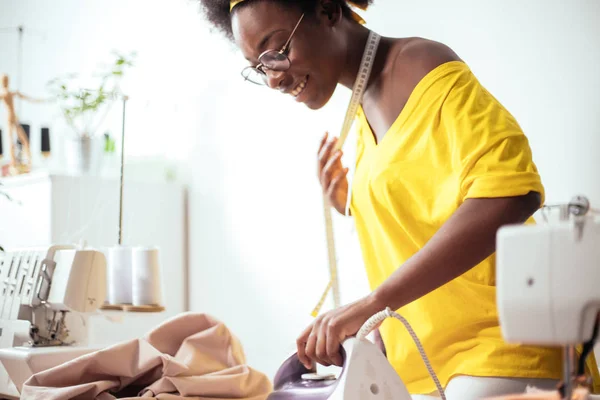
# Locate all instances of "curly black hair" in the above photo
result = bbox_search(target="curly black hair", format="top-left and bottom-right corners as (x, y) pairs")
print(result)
(198, 0), (372, 42)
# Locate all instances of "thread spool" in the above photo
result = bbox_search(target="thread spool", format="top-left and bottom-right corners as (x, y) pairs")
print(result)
(106, 245), (133, 305)
(132, 247), (163, 306)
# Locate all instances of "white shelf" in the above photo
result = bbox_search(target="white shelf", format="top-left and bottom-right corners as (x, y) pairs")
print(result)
(0, 172), (188, 319)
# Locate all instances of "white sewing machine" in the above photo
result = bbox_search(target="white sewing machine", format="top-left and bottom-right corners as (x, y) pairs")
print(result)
(0, 244), (106, 398)
(497, 195), (600, 399)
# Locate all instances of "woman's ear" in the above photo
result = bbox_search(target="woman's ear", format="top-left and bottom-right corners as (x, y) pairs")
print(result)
(318, 0), (343, 27)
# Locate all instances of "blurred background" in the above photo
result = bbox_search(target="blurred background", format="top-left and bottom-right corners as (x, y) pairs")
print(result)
(0, 0), (599, 379)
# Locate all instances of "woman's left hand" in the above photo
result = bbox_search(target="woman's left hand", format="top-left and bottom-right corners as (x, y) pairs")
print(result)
(296, 294), (385, 369)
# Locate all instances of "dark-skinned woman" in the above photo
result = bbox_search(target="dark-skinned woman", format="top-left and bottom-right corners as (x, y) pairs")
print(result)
(198, 1), (600, 398)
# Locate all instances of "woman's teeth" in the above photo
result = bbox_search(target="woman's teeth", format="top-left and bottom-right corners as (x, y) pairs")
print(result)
(292, 77), (308, 97)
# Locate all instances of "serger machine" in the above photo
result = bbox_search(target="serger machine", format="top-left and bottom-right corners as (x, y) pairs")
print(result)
(266, 195), (600, 400)
(0, 244), (107, 398)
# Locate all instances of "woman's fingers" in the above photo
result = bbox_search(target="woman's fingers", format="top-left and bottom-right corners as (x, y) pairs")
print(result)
(327, 167), (348, 198)
(317, 136), (350, 215)
(326, 318), (344, 367)
(298, 298), (379, 370)
(318, 137), (338, 174)
(317, 131), (329, 155)
(304, 329), (318, 369)
(304, 315), (327, 369)
(315, 321), (331, 367)
(302, 315), (345, 368)
(296, 324), (314, 370)
(320, 150), (343, 188)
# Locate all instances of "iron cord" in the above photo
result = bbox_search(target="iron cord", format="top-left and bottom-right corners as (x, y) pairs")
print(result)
(357, 307), (446, 400)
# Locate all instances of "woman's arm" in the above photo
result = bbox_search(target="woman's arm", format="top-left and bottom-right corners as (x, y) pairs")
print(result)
(371, 192), (540, 312)
(297, 192), (540, 369)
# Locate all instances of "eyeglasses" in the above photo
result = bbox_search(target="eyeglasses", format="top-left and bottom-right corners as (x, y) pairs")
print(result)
(241, 13), (305, 86)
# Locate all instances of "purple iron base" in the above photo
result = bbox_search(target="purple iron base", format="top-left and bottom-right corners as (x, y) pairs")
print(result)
(267, 348), (347, 400)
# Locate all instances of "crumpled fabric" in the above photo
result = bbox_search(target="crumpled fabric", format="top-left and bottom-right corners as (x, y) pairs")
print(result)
(21, 312), (273, 400)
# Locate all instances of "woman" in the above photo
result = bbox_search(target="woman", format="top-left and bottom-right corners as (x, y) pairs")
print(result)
(198, 1), (598, 398)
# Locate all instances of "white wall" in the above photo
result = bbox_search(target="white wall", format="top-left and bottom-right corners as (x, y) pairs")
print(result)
(1, 0), (599, 380)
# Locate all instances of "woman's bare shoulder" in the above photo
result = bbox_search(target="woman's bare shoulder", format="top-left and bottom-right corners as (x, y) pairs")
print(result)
(387, 37), (463, 88)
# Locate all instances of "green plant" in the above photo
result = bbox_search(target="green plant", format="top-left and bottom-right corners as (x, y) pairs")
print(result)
(104, 132), (116, 153)
(47, 51), (136, 138)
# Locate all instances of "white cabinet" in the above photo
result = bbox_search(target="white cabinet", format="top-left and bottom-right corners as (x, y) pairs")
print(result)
(0, 172), (189, 327)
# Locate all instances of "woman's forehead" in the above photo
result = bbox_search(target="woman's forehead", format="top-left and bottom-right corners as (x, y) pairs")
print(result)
(231, 2), (303, 59)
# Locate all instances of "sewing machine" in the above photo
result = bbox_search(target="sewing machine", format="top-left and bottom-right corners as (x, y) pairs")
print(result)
(497, 195), (600, 399)
(0, 244), (106, 398)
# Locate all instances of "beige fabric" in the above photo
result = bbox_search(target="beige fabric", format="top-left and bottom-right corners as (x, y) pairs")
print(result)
(21, 312), (273, 400)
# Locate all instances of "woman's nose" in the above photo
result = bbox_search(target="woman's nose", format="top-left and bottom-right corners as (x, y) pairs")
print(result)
(264, 69), (287, 90)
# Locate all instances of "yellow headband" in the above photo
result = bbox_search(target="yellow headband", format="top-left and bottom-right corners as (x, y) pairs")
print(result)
(229, 0), (366, 24)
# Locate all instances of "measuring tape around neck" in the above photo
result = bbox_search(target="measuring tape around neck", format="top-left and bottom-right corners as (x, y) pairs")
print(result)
(311, 31), (381, 317)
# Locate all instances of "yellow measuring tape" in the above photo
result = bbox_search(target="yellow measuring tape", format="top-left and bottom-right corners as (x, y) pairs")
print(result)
(310, 31), (381, 317)
(311, 280), (333, 317)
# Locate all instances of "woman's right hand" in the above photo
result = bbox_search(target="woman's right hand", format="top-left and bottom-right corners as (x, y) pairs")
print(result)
(317, 132), (349, 216)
